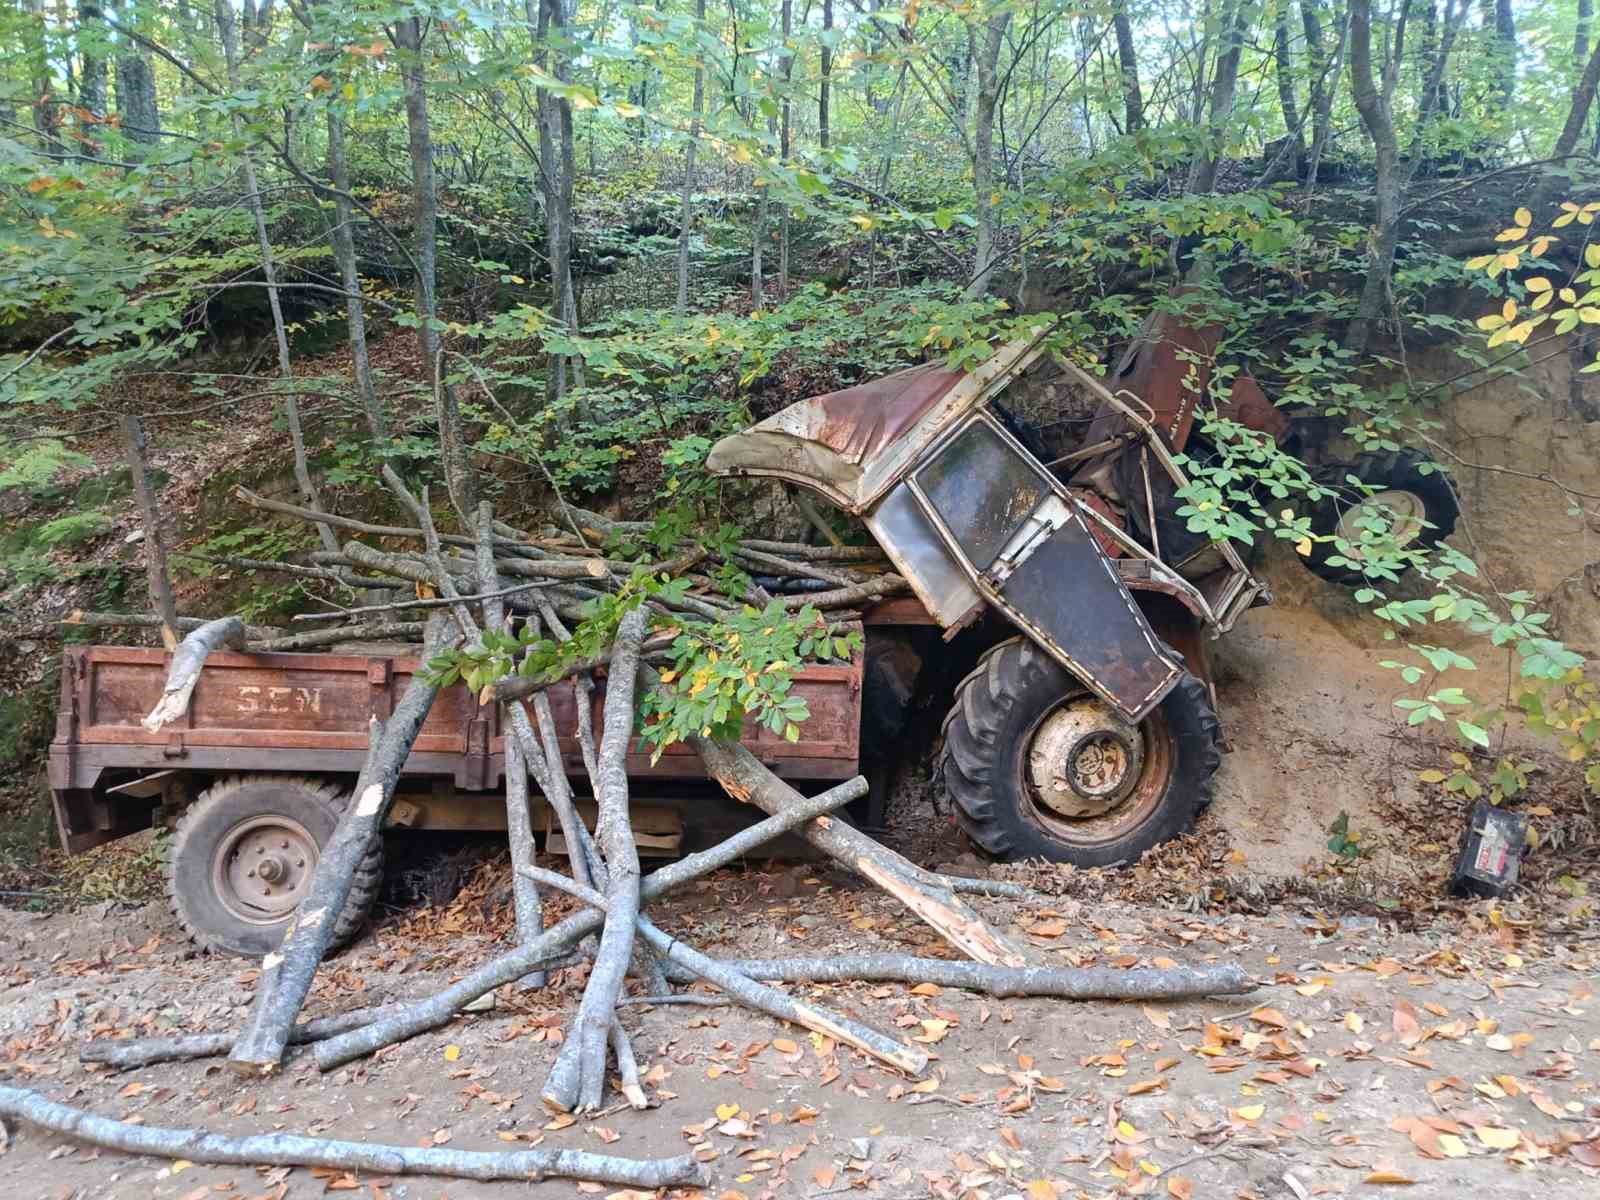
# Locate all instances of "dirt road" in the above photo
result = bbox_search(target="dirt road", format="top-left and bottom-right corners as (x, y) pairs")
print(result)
(0, 858), (1595, 1200)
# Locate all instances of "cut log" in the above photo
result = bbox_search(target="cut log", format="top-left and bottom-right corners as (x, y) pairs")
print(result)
(673, 955), (1255, 999)
(140, 617), (248, 732)
(0, 1086), (705, 1188)
(778, 573), (907, 610)
(520, 868), (927, 1076)
(227, 615), (458, 1076)
(542, 606), (649, 1113)
(313, 776), (866, 1070)
(63, 611), (280, 640)
(79, 1004), (403, 1071)
(667, 703), (1029, 968)
(503, 712), (547, 991)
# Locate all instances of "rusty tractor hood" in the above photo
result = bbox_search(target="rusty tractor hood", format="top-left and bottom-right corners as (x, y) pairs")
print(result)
(705, 331), (1054, 514)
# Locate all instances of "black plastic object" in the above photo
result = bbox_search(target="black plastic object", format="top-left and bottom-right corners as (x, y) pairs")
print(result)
(1448, 799), (1528, 898)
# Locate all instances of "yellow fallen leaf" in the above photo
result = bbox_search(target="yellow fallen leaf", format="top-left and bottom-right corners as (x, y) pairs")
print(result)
(715, 1103), (740, 1121)
(1345, 1012), (1365, 1034)
(1475, 1126), (1520, 1150)
(1026, 1181), (1059, 1200)
(444, 1044), (462, 1062)
(1235, 1104), (1265, 1121)
(1436, 1133), (1469, 1158)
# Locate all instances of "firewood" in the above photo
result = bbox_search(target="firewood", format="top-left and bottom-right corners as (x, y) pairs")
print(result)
(140, 617), (247, 732)
(311, 777), (867, 1070)
(0, 1085), (705, 1189)
(227, 615), (459, 1076)
(541, 606), (649, 1113)
(80, 1004), (404, 1071)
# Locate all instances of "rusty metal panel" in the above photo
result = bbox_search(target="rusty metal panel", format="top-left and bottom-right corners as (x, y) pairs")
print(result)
(908, 415), (1182, 722)
(997, 520), (1182, 720)
(705, 332), (1056, 512)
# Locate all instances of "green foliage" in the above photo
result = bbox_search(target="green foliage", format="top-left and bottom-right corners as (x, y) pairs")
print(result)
(432, 576), (860, 761)
(0, 439), (91, 495)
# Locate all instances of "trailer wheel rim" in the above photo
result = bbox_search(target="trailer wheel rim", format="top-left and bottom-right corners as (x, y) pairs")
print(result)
(212, 815), (320, 925)
(1019, 691), (1173, 845)
(1336, 488), (1426, 556)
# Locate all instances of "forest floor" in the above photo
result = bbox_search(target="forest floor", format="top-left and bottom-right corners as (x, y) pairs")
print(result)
(0, 839), (1597, 1200)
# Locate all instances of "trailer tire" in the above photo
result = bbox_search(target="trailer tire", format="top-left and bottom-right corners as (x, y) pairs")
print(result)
(939, 637), (1219, 867)
(167, 775), (383, 958)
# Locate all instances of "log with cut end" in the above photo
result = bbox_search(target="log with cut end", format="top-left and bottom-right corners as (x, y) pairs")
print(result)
(313, 776), (867, 1070)
(673, 955), (1255, 999)
(140, 616), (247, 732)
(79, 1004), (403, 1071)
(664, 696), (1030, 968)
(541, 606), (649, 1113)
(228, 615), (458, 1076)
(0, 1086), (705, 1188)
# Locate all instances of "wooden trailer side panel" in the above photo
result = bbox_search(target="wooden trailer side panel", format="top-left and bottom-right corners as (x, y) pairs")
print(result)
(50, 645), (864, 854)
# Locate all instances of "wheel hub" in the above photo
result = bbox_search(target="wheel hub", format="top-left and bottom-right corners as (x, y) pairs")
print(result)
(1337, 488), (1426, 556)
(1027, 697), (1146, 819)
(213, 816), (319, 925)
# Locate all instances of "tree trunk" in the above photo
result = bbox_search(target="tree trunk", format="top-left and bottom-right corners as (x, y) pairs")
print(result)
(1490, 0), (1516, 103)
(1273, 0), (1303, 163)
(1346, 0), (1400, 356)
(1112, 2), (1143, 133)
(540, 607), (648, 1112)
(819, 0), (833, 149)
(778, 0), (793, 296)
(1186, 0), (1248, 195)
(324, 108), (385, 441)
(215, 0), (337, 554)
(392, 17), (473, 518)
(114, 0), (160, 147)
(965, 11), (1012, 299)
(1555, 39), (1600, 158)
(141, 617), (246, 733)
(121, 416), (178, 650)
(675, 0), (707, 315)
(78, 2), (107, 155)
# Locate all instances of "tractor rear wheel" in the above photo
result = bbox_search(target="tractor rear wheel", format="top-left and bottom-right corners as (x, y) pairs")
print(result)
(939, 637), (1220, 867)
(167, 775), (383, 958)
(1304, 449), (1458, 586)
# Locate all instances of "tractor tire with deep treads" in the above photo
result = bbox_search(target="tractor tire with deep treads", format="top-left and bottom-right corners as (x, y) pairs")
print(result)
(167, 775), (383, 958)
(1304, 449), (1459, 586)
(938, 637), (1220, 867)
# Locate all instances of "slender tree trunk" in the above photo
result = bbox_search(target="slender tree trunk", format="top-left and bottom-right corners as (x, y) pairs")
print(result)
(1273, 0), (1303, 163)
(215, 0), (337, 554)
(1555, 39), (1600, 158)
(1490, 0), (1516, 104)
(392, 16), (474, 517)
(1185, 0), (1249, 195)
(77, 2), (107, 156)
(1113, 2), (1143, 133)
(675, 0), (707, 315)
(325, 109), (384, 442)
(778, 0), (793, 296)
(1301, 0), (1327, 161)
(1580, 0), (1593, 73)
(1346, 0), (1399, 355)
(819, 0), (833, 149)
(965, 11), (1012, 299)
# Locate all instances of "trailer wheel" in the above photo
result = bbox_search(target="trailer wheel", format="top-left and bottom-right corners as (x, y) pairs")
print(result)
(939, 637), (1220, 867)
(1303, 449), (1459, 586)
(167, 775), (383, 958)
